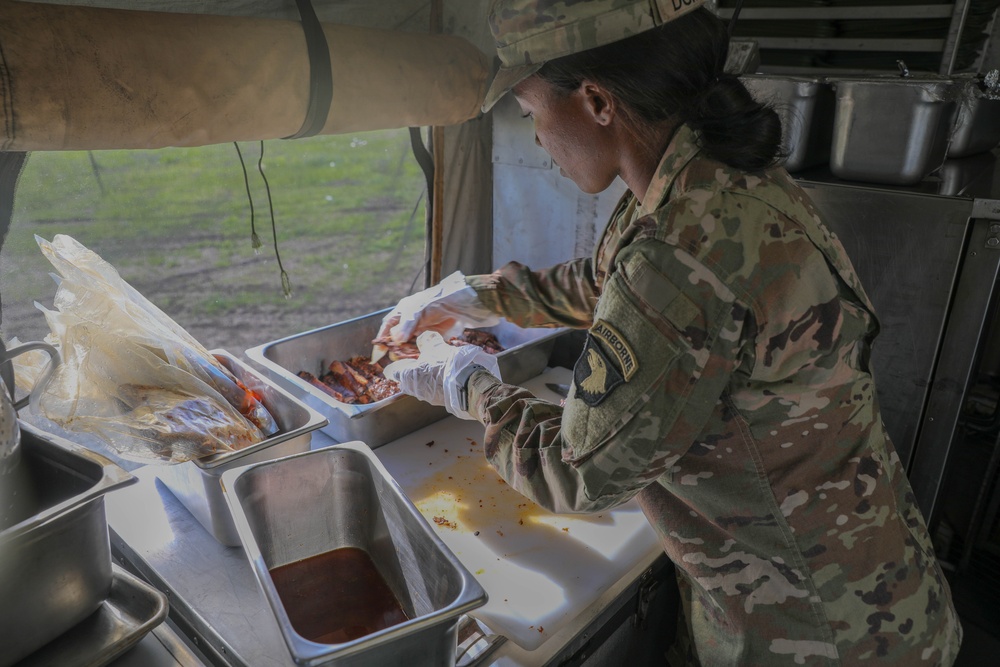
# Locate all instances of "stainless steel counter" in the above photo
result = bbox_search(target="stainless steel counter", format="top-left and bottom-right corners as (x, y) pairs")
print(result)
(103, 369), (666, 667)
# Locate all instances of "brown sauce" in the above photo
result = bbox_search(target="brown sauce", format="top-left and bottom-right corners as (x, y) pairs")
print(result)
(269, 546), (409, 644)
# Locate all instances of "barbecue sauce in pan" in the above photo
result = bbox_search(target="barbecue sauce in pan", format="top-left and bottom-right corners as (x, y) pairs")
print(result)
(269, 546), (409, 644)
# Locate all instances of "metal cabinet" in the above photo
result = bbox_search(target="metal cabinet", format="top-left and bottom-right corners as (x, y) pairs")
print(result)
(796, 155), (1000, 524)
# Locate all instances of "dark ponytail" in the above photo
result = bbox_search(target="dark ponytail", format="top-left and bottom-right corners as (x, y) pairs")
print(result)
(537, 7), (784, 172)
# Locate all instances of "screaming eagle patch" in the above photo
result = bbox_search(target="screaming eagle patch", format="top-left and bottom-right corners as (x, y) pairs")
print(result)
(573, 320), (637, 406)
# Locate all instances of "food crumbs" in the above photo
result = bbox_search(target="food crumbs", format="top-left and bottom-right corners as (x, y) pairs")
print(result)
(538, 626), (544, 633)
(425, 440), (435, 447)
(474, 531), (480, 536)
(432, 516), (457, 530)
(518, 519), (524, 525)
(496, 530), (504, 537)
(475, 568), (485, 575)
(562, 527), (569, 532)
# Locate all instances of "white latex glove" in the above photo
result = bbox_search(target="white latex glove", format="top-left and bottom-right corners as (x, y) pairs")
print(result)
(377, 271), (501, 345)
(384, 331), (501, 420)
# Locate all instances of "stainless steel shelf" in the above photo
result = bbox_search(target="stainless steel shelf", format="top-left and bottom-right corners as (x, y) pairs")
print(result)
(715, 1), (984, 74)
(717, 5), (956, 21)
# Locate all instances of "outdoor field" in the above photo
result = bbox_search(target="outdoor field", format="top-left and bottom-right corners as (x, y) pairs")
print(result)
(0, 129), (428, 354)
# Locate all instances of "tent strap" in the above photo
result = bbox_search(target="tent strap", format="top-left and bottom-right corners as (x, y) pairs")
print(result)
(283, 0), (333, 139)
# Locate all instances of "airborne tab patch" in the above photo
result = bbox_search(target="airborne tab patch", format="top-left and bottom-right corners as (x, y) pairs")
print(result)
(591, 320), (638, 381)
(574, 334), (624, 406)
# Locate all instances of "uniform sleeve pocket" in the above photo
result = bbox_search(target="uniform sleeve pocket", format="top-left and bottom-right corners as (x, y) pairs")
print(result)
(562, 270), (686, 463)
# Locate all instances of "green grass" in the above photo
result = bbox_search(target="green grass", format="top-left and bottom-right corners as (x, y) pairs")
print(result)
(2, 129), (428, 351)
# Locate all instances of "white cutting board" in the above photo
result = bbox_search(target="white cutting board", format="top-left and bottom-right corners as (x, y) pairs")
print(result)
(374, 366), (661, 651)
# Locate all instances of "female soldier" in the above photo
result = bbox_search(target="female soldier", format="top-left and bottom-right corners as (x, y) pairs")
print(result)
(381, 1), (962, 664)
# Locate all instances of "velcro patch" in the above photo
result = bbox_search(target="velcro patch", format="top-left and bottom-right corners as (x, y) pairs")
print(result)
(591, 319), (638, 381)
(573, 334), (625, 407)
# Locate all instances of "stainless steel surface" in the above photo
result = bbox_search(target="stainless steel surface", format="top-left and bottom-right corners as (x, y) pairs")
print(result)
(220, 441), (488, 667)
(741, 73), (834, 172)
(154, 350), (328, 547)
(797, 180), (974, 470)
(828, 76), (957, 185)
(906, 212), (1000, 522)
(799, 174), (1000, 522)
(17, 564), (168, 667)
(105, 371), (664, 667)
(245, 309), (565, 447)
(0, 422), (136, 667)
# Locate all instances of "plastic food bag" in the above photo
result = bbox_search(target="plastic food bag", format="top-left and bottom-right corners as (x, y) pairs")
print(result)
(27, 234), (278, 463)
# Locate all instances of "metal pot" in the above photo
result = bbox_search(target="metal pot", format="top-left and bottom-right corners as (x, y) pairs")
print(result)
(0, 338), (59, 475)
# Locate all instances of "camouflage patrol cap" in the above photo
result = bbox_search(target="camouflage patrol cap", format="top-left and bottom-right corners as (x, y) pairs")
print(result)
(482, 0), (707, 112)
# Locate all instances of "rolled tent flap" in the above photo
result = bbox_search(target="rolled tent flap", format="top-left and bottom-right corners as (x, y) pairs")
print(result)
(0, 1), (490, 150)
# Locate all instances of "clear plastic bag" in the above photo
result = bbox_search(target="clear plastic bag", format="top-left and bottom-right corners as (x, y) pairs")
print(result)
(28, 234), (278, 463)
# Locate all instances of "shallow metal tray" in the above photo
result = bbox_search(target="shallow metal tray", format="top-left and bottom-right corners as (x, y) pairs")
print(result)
(741, 73), (835, 172)
(245, 309), (564, 447)
(0, 422), (136, 667)
(828, 75), (957, 185)
(16, 564), (168, 667)
(154, 350), (328, 547)
(220, 441), (488, 667)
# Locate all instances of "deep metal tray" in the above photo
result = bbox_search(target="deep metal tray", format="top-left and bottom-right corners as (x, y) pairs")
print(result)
(828, 75), (957, 185)
(741, 73), (835, 172)
(245, 309), (565, 447)
(0, 422), (136, 667)
(220, 441), (488, 667)
(154, 350), (328, 547)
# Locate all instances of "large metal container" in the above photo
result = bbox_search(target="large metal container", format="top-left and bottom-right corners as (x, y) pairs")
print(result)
(220, 441), (488, 667)
(828, 75), (957, 185)
(947, 74), (1000, 158)
(155, 350), (328, 547)
(245, 309), (565, 447)
(741, 73), (835, 172)
(0, 421), (136, 667)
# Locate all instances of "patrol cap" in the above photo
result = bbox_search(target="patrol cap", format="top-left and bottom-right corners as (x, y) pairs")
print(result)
(482, 0), (707, 112)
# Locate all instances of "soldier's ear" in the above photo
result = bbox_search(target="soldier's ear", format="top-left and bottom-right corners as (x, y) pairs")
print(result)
(580, 80), (615, 126)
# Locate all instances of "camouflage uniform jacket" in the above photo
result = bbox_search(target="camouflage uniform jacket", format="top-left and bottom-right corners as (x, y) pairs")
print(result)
(464, 125), (962, 665)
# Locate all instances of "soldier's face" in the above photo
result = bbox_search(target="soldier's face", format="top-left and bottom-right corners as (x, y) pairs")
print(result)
(513, 75), (618, 194)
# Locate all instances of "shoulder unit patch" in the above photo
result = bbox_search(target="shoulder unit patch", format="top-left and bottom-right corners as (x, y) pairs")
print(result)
(591, 319), (638, 380)
(574, 334), (624, 406)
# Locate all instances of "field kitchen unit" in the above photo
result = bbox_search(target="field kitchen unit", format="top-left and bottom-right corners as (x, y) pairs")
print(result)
(3, 1), (1000, 666)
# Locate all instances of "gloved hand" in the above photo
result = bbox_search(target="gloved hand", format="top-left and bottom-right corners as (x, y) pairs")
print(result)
(384, 331), (501, 420)
(376, 271), (501, 346)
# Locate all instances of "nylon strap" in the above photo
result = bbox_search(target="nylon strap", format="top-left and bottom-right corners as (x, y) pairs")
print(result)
(283, 0), (333, 139)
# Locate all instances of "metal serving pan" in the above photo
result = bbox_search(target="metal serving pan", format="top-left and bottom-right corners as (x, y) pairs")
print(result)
(741, 73), (835, 172)
(947, 73), (1000, 158)
(220, 441), (488, 667)
(154, 350), (328, 547)
(245, 309), (565, 447)
(827, 75), (957, 185)
(0, 421), (136, 667)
